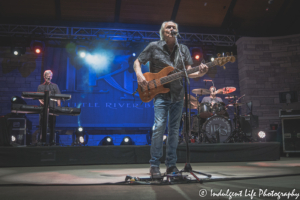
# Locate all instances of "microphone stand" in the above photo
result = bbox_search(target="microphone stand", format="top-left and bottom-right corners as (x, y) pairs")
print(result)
(174, 34), (211, 183)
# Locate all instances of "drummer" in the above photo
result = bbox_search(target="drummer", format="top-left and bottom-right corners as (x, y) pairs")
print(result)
(201, 86), (223, 105)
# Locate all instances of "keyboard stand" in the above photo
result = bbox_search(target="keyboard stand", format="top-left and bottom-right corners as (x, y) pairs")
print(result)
(41, 90), (50, 144)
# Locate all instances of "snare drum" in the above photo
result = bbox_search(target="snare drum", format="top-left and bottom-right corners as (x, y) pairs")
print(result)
(212, 102), (226, 115)
(198, 103), (213, 118)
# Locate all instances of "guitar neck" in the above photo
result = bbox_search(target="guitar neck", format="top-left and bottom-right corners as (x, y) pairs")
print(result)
(160, 61), (216, 85)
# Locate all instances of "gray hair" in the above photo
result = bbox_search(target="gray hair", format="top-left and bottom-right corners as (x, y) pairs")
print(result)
(159, 21), (179, 40)
(44, 70), (53, 77)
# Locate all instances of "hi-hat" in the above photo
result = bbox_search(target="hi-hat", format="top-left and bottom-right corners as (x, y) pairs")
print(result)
(219, 87), (236, 94)
(227, 103), (244, 107)
(192, 88), (210, 95)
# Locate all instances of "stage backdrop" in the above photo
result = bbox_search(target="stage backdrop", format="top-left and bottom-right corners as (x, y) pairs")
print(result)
(43, 47), (153, 128)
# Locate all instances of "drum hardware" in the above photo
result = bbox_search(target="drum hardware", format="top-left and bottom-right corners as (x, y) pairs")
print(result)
(224, 94), (252, 143)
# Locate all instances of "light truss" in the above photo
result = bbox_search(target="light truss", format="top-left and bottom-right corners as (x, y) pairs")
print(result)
(0, 24), (236, 46)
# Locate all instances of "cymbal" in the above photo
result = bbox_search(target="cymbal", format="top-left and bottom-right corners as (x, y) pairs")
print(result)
(227, 103), (244, 107)
(192, 88), (210, 95)
(219, 87), (236, 94)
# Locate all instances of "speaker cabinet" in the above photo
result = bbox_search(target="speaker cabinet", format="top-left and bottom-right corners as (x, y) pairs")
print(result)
(282, 118), (300, 152)
(240, 115), (259, 137)
(7, 118), (31, 146)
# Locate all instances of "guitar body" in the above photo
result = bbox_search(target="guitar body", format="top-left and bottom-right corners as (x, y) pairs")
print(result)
(138, 66), (174, 102)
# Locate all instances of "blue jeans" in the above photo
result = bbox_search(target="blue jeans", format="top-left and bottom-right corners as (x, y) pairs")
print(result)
(150, 94), (184, 168)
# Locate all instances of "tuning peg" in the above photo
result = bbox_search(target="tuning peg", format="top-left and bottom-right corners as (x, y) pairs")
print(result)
(217, 53), (221, 57)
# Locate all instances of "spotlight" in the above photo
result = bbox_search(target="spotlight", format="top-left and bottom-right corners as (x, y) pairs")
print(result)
(99, 136), (114, 145)
(30, 40), (45, 54)
(72, 127), (88, 146)
(11, 96), (27, 105)
(78, 126), (83, 132)
(35, 48), (41, 54)
(258, 131), (266, 139)
(132, 53), (136, 57)
(76, 46), (88, 58)
(79, 51), (86, 58)
(11, 135), (16, 142)
(120, 136), (135, 145)
(211, 57), (215, 62)
(11, 47), (26, 56)
(191, 47), (202, 61)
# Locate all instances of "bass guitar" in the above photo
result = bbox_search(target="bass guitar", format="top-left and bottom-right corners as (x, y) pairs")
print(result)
(137, 53), (236, 102)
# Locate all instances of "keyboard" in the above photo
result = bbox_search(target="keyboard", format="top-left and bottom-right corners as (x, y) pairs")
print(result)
(11, 104), (81, 116)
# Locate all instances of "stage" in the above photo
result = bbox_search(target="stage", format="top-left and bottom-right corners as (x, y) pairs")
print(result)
(0, 142), (280, 167)
(0, 157), (299, 200)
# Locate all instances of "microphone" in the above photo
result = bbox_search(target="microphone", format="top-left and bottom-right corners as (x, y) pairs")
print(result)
(171, 30), (181, 38)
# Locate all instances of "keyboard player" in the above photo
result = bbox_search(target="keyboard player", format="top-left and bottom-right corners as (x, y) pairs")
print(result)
(37, 70), (61, 145)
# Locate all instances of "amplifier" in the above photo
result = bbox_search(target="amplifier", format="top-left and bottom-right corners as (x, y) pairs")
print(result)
(282, 118), (300, 153)
(240, 115), (259, 137)
(7, 118), (32, 146)
(279, 109), (300, 118)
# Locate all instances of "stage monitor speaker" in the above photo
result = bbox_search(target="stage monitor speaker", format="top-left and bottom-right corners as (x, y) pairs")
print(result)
(282, 118), (300, 152)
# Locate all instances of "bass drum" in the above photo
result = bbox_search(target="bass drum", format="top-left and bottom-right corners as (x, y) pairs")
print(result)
(202, 116), (231, 143)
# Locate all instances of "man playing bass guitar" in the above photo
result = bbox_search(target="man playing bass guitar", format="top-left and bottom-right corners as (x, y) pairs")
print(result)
(133, 21), (208, 178)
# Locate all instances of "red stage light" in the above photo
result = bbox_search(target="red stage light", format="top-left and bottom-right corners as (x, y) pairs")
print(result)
(195, 55), (200, 60)
(35, 48), (41, 54)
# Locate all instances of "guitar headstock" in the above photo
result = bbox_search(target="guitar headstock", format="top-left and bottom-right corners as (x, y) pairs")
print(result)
(214, 52), (236, 66)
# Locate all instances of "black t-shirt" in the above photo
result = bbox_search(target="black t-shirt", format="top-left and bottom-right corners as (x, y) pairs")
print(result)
(37, 82), (61, 108)
(138, 40), (193, 101)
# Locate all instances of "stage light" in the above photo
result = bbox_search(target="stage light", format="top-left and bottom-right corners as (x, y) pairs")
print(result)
(78, 126), (83, 132)
(11, 96), (27, 105)
(11, 47), (26, 56)
(79, 51), (86, 58)
(211, 57), (215, 62)
(258, 131), (266, 139)
(191, 47), (202, 61)
(99, 136), (114, 145)
(132, 53), (136, 57)
(76, 46), (88, 58)
(30, 40), (45, 54)
(79, 136), (84, 143)
(11, 135), (16, 142)
(35, 48), (41, 54)
(72, 127), (88, 146)
(120, 136), (135, 145)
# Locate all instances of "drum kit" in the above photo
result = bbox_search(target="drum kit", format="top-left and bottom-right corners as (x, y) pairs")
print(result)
(182, 86), (249, 143)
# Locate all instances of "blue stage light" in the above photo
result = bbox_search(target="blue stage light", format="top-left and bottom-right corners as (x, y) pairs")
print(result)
(132, 53), (136, 57)
(120, 136), (135, 145)
(99, 136), (114, 145)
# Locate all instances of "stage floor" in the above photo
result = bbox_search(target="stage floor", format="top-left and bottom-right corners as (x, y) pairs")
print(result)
(0, 142), (280, 167)
(0, 158), (299, 200)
